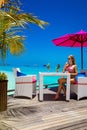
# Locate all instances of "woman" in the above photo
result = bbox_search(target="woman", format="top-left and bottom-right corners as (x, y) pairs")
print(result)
(54, 55), (78, 100)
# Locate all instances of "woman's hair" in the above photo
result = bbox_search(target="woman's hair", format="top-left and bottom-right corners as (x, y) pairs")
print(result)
(68, 55), (76, 65)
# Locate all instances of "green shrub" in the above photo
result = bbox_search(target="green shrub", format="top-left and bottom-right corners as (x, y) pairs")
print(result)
(56, 64), (60, 72)
(0, 72), (7, 81)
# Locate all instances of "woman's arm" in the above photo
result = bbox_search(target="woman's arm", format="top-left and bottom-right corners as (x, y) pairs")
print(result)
(71, 65), (78, 76)
(62, 62), (69, 73)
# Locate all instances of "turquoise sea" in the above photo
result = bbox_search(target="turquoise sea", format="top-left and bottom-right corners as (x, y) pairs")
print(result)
(0, 65), (81, 93)
(0, 65), (62, 91)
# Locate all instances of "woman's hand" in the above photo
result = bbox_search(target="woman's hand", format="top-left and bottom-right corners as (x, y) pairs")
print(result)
(65, 62), (69, 67)
(63, 62), (69, 72)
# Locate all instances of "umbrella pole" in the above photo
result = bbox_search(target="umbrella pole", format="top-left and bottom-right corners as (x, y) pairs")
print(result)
(81, 43), (83, 70)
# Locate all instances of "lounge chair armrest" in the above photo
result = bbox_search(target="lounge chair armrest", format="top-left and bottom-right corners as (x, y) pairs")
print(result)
(78, 77), (87, 83)
(16, 75), (37, 82)
(16, 75), (36, 78)
(27, 75), (36, 77)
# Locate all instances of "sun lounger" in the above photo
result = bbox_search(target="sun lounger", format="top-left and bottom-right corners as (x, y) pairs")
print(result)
(71, 70), (87, 100)
(13, 68), (37, 99)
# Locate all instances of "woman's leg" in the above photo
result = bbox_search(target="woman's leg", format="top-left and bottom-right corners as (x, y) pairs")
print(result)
(62, 84), (66, 96)
(54, 78), (66, 100)
(70, 78), (76, 84)
(61, 78), (76, 96)
(54, 78), (76, 100)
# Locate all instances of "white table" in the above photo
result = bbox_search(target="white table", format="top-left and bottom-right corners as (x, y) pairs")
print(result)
(39, 72), (70, 101)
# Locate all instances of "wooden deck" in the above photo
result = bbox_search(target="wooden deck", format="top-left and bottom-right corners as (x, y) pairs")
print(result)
(0, 88), (87, 130)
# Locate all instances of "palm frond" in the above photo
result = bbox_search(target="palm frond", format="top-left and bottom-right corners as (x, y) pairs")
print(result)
(16, 13), (49, 29)
(8, 36), (25, 55)
(0, 10), (17, 22)
(0, 0), (49, 65)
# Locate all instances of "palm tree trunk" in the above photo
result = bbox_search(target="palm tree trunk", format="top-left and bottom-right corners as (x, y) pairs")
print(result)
(1, 31), (6, 65)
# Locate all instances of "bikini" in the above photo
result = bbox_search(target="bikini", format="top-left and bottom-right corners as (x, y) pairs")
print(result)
(66, 65), (76, 81)
(66, 66), (74, 73)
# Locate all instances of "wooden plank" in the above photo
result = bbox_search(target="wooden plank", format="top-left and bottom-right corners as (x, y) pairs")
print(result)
(0, 91), (87, 130)
(2, 107), (87, 130)
(46, 119), (87, 130)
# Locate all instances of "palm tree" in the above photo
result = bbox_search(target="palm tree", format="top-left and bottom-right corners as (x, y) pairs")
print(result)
(0, 9), (26, 65)
(0, 0), (48, 65)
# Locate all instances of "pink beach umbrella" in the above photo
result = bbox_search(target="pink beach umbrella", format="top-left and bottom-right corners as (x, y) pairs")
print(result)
(52, 30), (87, 69)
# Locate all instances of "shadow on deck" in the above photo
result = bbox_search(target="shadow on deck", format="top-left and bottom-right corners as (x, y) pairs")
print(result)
(0, 88), (87, 130)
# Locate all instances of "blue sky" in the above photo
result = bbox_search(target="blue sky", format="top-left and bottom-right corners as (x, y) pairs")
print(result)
(5, 0), (87, 68)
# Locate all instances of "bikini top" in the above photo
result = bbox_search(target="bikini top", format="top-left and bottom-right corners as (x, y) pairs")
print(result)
(66, 65), (75, 73)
